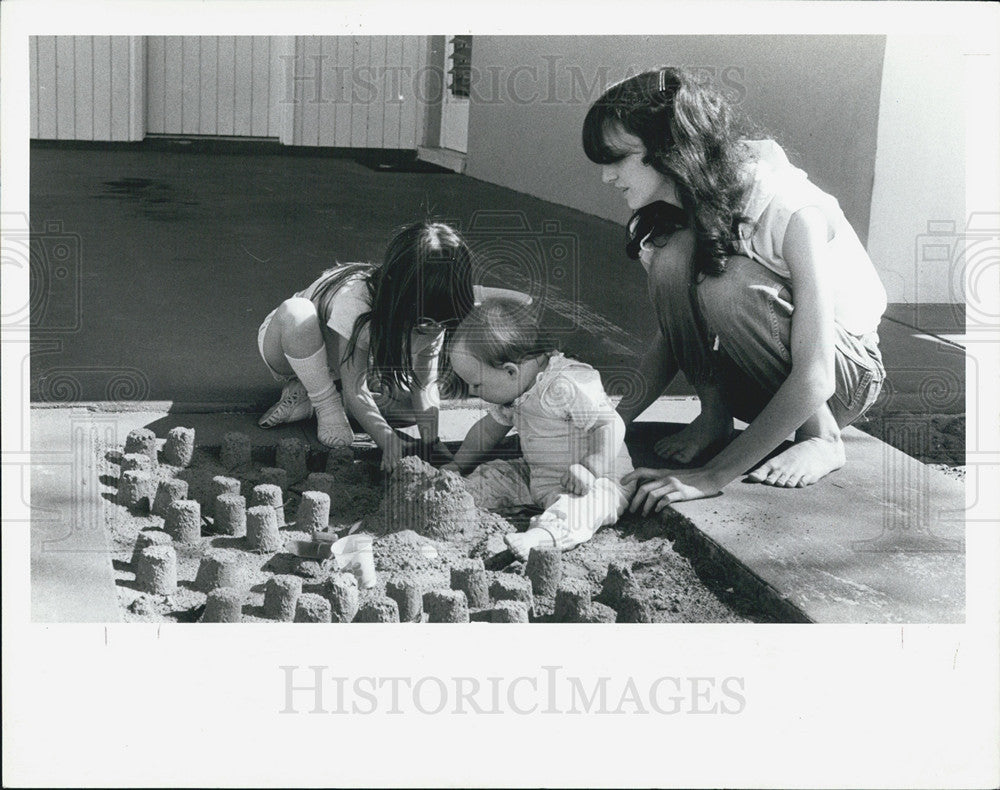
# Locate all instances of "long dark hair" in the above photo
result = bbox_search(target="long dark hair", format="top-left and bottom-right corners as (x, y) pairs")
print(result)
(309, 221), (475, 390)
(583, 67), (753, 277)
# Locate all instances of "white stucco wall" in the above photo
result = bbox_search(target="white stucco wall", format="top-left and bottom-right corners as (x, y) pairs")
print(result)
(866, 35), (966, 304)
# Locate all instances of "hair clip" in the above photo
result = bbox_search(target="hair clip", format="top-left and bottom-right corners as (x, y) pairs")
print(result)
(658, 69), (666, 93)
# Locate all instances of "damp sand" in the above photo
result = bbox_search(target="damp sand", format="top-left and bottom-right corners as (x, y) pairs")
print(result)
(98, 438), (761, 623)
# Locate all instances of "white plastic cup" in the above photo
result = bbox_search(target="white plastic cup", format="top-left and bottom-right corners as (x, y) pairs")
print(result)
(331, 534), (376, 590)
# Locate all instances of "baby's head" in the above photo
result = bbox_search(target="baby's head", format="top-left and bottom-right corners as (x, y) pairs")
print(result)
(449, 298), (555, 405)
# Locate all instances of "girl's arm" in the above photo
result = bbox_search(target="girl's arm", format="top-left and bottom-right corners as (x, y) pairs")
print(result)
(408, 332), (444, 445)
(409, 383), (440, 443)
(628, 206), (837, 509)
(443, 414), (511, 475)
(338, 333), (403, 470)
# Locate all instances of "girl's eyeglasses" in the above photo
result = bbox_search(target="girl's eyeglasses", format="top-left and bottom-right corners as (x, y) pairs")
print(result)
(625, 200), (688, 260)
(415, 316), (460, 331)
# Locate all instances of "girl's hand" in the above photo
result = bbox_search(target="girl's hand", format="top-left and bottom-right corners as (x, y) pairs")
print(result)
(562, 463), (597, 496)
(623, 467), (723, 513)
(380, 434), (405, 474)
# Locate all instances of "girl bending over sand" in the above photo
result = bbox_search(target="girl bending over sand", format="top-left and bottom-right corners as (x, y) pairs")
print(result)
(582, 67), (887, 511)
(258, 221), (474, 472)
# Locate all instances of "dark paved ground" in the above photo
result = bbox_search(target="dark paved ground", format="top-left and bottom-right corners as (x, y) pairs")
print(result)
(28, 142), (965, 463)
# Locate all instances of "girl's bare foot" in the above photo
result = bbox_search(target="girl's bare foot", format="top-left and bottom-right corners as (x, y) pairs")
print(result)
(655, 408), (734, 464)
(655, 384), (733, 464)
(747, 403), (845, 487)
(747, 435), (845, 487)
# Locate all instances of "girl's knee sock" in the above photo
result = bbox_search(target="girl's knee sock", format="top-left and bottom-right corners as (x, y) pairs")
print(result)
(284, 348), (354, 446)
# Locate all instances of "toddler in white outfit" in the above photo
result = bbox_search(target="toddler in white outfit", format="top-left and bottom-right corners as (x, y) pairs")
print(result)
(443, 299), (635, 560)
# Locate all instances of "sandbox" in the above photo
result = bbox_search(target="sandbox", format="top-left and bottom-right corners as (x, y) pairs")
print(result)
(100, 428), (771, 623)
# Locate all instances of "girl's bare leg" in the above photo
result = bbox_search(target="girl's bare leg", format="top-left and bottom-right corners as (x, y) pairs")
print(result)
(260, 298), (353, 445)
(260, 297), (325, 374)
(259, 298), (319, 427)
(695, 256), (881, 489)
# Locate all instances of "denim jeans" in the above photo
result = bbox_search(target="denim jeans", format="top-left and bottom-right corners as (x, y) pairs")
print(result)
(647, 232), (886, 428)
(643, 228), (717, 388)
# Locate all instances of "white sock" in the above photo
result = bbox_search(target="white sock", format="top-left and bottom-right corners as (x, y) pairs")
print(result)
(284, 348), (354, 446)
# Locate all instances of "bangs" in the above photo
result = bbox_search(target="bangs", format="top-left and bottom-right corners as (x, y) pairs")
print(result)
(415, 250), (475, 324)
(582, 105), (632, 165)
(418, 287), (471, 325)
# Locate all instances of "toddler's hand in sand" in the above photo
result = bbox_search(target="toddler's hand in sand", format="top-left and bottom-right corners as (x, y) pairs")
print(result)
(441, 462), (461, 475)
(562, 463), (596, 495)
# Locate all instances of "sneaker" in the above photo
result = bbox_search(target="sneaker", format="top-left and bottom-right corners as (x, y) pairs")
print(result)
(259, 379), (313, 427)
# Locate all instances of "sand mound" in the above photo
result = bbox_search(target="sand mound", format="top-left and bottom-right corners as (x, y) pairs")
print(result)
(366, 456), (485, 540)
